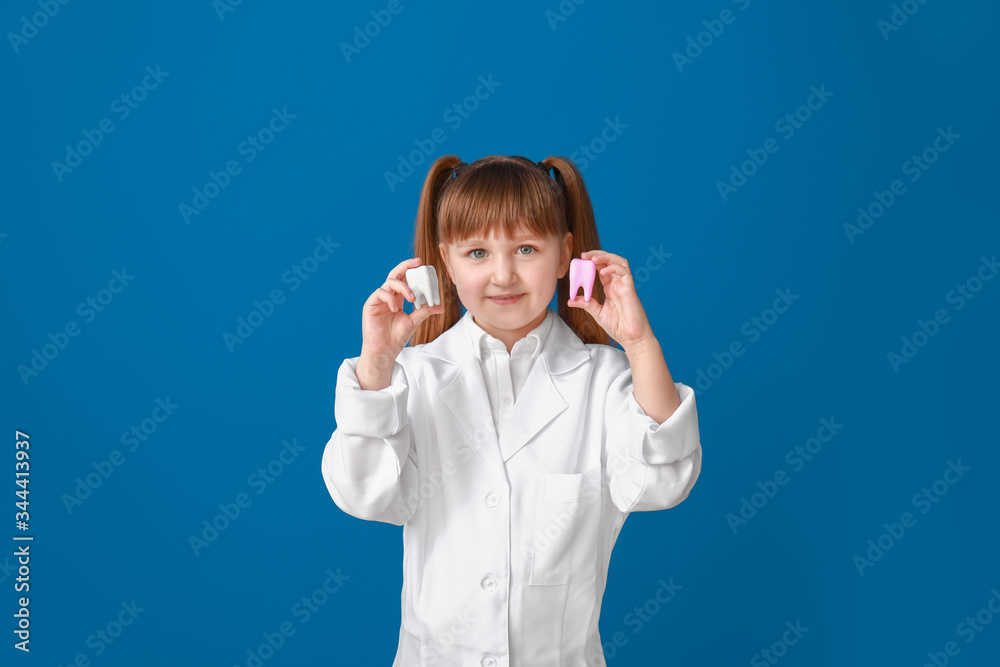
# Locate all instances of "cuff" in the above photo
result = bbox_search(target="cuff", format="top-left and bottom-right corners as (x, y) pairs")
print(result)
(628, 382), (700, 465)
(333, 357), (409, 437)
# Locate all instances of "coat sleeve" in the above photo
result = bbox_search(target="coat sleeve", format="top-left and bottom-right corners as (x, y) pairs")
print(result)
(605, 363), (702, 514)
(320, 356), (419, 526)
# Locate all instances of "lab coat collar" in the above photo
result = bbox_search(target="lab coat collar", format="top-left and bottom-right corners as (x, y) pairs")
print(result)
(417, 309), (592, 471)
(466, 307), (555, 363)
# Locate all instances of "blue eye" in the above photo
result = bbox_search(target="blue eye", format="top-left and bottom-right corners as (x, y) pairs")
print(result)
(468, 249), (486, 259)
(517, 245), (537, 255)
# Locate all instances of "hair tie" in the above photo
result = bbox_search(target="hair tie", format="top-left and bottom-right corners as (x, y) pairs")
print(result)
(537, 160), (549, 172)
(452, 161), (467, 178)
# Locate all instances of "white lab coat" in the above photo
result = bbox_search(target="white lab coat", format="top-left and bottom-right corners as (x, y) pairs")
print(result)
(321, 309), (702, 667)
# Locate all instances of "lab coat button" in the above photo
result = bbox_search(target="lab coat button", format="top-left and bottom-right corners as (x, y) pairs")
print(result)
(481, 655), (497, 667)
(480, 575), (497, 591)
(484, 492), (499, 508)
(502, 394), (511, 405)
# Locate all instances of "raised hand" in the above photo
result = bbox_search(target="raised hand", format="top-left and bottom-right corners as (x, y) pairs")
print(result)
(357, 257), (444, 389)
(566, 249), (655, 350)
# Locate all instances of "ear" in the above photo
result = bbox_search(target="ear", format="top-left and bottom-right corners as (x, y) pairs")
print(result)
(557, 231), (573, 279)
(438, 242), (455, 282)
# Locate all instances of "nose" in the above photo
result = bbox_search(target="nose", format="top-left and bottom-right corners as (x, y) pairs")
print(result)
(491, 255), (516, 286)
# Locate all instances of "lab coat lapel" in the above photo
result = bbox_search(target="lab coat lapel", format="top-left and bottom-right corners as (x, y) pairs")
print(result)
(438, 351), (506, 474)
(496, 353), (566, 462)
(427, 310), (592, 471)
(499, 312), (592, 462)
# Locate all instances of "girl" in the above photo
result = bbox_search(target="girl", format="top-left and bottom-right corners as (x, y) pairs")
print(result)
(321, 154), (702, 666)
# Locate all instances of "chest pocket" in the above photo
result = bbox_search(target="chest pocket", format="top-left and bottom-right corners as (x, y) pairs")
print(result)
(529, 466), (604, 586)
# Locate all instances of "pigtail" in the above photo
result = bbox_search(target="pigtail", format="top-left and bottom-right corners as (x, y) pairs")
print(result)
(411, 155), (465, 347)
(540, 156), (610, 346)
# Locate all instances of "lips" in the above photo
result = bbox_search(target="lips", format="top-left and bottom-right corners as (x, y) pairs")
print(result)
(488, 293), (524, 304)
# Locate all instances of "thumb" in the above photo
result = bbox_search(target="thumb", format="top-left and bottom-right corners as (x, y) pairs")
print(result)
(570, 294), (601, 318)
(411, 303), (445, 327)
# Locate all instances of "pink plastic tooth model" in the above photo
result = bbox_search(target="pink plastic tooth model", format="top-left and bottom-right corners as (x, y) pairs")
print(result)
(569, 258), (596, 302)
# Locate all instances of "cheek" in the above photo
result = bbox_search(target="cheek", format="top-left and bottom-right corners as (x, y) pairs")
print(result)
(453, 270), (484, 292)
(531, 262), (561, 285)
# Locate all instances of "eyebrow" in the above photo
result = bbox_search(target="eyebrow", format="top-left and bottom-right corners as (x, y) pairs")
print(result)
(455, 237), (541, 248)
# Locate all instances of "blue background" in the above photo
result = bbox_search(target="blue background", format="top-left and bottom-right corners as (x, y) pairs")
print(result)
(3, 0), (999, 664)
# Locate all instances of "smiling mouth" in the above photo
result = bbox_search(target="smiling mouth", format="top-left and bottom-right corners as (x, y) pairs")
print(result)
(488, 293), (524, 302)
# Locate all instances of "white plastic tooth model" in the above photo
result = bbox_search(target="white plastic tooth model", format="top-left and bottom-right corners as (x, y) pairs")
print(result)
(404, 265), (440, 309)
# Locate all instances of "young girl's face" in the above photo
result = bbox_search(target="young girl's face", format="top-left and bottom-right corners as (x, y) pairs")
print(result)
(439, 227), (572, 348)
